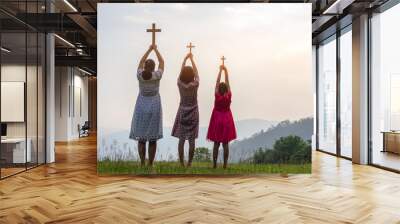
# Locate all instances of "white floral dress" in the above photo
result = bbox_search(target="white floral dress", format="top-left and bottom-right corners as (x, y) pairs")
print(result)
(129, 69), (163, 141)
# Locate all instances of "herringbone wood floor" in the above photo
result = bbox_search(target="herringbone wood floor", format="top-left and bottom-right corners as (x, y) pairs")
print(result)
(1, 135), (400, 224)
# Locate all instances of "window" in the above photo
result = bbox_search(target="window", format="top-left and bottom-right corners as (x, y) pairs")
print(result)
(371, 3), (400, 171)
(339, 27), (352, 158)
(0, 2), (46, 179)
(317, 35), (337, 154)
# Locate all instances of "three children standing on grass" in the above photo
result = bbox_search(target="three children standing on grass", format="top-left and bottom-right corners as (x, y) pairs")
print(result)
(130, 46), (236, 169)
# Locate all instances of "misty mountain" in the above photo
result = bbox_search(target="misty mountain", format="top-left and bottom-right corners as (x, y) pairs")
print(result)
(99, 119), (277, 161)
(229, 118), (313, 162)
(233, 119), (278, 140)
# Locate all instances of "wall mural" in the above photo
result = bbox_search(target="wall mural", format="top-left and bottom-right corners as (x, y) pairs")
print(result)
(97, 3), (313, 175)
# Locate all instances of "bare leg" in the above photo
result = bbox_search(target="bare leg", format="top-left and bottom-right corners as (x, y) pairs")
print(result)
(178, 139), (185, 167)
(138, 141), (146, 166)
(187, 139), (195, 167)
(213, 142), (220, 169)
(148, 141), (157, 167)
(222, 143), (229, 169)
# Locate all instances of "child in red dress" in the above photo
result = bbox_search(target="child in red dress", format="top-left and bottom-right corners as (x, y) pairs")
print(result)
(207, 65), (237, 169)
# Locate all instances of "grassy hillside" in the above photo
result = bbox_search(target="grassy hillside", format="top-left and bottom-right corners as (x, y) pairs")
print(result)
(98, 160), (311, 175)
(230, 118), (313, 162)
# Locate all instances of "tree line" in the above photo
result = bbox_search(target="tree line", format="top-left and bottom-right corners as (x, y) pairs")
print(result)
(192, 135), (311, 164)
(252, 135), (311, 164)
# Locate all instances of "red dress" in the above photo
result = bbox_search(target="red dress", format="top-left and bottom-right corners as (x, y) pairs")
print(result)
(207, 91), (237, 143)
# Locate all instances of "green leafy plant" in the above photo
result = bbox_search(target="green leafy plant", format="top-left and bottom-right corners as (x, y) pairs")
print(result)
(253, 135), (311, 164)
(193, 147), (211, 162)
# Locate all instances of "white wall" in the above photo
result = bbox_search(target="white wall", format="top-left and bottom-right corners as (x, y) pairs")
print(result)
(55, 67), (89, 141)
(55, 67), (70, 141)
(72, 73), (89, 138)
(1, 63), (46, 164)
(1, 65), (39, 138)
(1, 65), (27, 141)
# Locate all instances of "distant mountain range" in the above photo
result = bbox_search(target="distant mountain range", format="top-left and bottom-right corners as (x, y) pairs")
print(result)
(229, 118), (313, 162)
(98, 119), (277, 161)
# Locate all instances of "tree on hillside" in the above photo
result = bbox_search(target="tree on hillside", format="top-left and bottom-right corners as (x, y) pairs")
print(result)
(253, 135), (311, 164)
(229, 117), (313, 162)
(193, 147), (211, 162)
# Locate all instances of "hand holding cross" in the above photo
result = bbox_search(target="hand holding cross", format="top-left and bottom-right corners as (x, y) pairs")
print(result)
(146, 23), (161, 46)
(186, 42), (195, 54)
(221, 56), (226, 66)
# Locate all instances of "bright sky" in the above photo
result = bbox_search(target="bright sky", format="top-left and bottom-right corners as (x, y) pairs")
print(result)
(98, 3), (312, 135)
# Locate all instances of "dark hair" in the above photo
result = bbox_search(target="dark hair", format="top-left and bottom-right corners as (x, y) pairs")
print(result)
(218, 82), (228, 95)
(179, 66), (195, 84)
(142, 59), (155, 80)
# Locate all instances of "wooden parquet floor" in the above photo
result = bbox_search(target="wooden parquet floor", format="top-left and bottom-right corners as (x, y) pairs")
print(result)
(1, 135), (400, 224)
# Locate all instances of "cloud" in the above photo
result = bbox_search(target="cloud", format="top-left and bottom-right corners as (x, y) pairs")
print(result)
(124, 15), (152, 25)
(224, 6), (251, 14)
(99, 3), (312, 131)
(221, 5), (278, 31)
(170, 3), (189, 11)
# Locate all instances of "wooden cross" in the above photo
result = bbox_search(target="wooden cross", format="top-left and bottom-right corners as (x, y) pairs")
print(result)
(186, 42), (195, 54)
(146, 23), (161, 46)
(221, 56), (226, 66)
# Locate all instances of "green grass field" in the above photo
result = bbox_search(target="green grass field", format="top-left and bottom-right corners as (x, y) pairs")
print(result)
(97, 160), (311, 175)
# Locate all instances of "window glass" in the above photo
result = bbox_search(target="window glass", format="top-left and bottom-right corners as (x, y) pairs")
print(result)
(318, 36), (337, 154)
(340, 28), (352, 158)
(371, 4), (400, 171)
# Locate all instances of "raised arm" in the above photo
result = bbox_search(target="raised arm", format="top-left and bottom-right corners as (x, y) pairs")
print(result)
(153, 45), (164, 71)
(188, 53), (199, 81)
(138, 46), (153, 70)
(215, 65), (223, 93)
(223, 66), (230, 92)
(181, 54), (190, 71)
